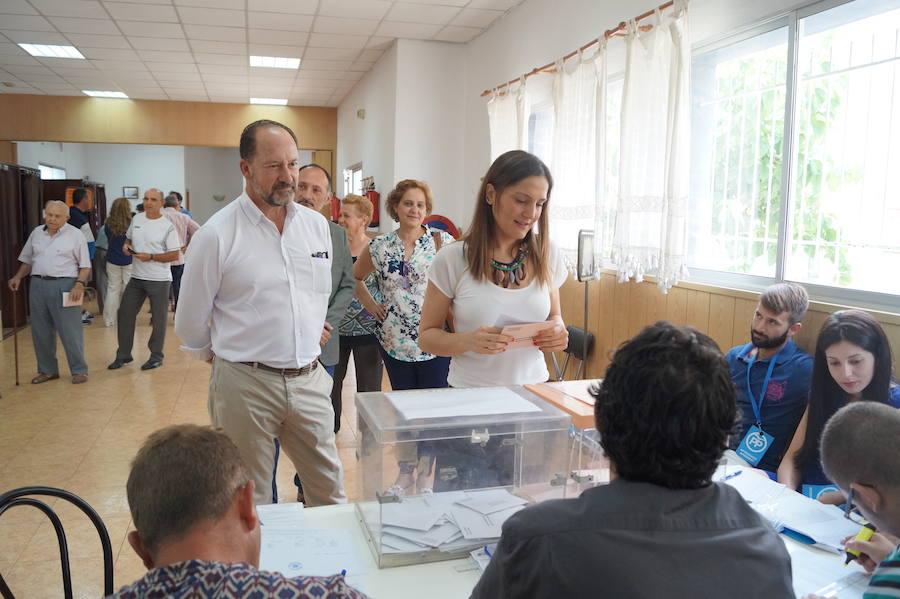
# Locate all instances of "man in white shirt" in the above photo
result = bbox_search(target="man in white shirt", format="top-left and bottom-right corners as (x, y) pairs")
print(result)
(7, 200), (91, 384)
(109, 188), (181, 371)
(175, 120), (346, 507)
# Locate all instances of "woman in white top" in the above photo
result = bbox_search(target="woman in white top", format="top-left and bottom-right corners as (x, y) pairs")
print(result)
(419, 150), (569, 388)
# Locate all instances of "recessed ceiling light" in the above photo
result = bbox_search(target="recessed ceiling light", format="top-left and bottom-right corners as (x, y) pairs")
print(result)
(19, 43), (85, 59)
(250, 97), (288, 105)
(82, 90), (129, 98)
(250, 55), (301, 69)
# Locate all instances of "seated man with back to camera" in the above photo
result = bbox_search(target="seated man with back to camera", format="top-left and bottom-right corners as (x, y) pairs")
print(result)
(110, 424), (368, 598)
(470, 321), (794, 599)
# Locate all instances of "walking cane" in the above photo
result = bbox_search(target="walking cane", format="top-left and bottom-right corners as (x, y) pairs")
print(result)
(11, 286), (19, 386)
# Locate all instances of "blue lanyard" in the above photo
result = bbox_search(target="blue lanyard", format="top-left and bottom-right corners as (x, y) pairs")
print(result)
(745, 343), (786, 428)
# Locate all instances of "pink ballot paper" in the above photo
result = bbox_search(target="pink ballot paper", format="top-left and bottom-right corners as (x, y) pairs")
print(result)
(501, 321), (555, 349)
(62, 291), (83, 307)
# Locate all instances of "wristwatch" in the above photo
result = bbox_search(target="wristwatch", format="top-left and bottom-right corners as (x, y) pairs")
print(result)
(149, 254), (154, 261)
(74, 280), (86, 286)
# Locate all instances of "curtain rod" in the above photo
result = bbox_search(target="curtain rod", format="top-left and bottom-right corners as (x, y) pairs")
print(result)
(480, 0), (675, 98)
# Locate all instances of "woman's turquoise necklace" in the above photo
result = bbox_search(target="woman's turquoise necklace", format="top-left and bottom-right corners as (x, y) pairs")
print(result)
(491, 245), (528, 288)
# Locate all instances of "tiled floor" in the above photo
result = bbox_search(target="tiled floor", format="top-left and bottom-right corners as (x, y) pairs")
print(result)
(0, 301), (375, 598)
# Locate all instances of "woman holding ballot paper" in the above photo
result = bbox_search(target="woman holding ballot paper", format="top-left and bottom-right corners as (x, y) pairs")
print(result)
(418, 150), (569, 388)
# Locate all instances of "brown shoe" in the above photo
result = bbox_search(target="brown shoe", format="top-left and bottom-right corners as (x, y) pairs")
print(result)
(71, 374), (88, 384)
(31, 373), (59, 384)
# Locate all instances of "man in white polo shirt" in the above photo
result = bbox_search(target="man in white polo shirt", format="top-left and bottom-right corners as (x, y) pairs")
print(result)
(7, 200), (91, 384)
(175, 120), (345, 506)
(109, 188), (181, 371)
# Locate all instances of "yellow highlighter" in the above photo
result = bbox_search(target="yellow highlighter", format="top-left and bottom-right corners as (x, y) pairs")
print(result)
(844, 522), (876, 565)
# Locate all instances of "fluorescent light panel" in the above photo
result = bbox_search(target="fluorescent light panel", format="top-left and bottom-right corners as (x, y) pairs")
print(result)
(82, 90), (128, 98)
(250, 97), (288, 105)
(250, 55), (301, 69)
(18, 43), (85, 59)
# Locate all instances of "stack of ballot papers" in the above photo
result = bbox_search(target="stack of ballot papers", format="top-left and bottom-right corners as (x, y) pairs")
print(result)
(377, 489), (528, 554)
(713, 466), (861, 552)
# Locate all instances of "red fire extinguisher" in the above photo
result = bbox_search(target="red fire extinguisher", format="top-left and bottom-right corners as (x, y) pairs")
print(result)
(365, 190), (380, 227)
(330, 194), (340, 222)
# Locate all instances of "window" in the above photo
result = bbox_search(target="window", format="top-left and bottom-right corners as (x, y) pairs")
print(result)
(343, 163), (362, 196)
(689, 0), (900, 306)
(38, 164), (66, 180)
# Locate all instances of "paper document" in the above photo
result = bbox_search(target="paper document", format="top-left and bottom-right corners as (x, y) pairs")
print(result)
(381, 497), (445, 531)
(453, 488), (529, 515)
(62, 291), (83, 307)
(784, 535), (867, 598)
(500, 322), (555, 349)
(386, 387), (541, 420)
(257, 502), (306, 528)
(259, 528), (368, 577)
(539, 379), (601, 405)
(810, 571), (870, 599)
(450, 504), (525, 540)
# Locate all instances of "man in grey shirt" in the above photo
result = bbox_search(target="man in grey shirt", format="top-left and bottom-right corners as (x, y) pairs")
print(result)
(470, 322), (794, 599)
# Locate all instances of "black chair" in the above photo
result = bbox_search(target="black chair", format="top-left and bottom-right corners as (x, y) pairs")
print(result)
(551, 325), (595, 380)
(0, 486), (114, 599)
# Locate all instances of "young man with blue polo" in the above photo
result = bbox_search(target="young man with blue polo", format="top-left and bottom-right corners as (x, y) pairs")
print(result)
(726, 283), (813, 474)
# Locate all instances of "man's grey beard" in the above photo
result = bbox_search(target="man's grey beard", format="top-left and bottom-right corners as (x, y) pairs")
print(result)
(252, 181), (294, 207)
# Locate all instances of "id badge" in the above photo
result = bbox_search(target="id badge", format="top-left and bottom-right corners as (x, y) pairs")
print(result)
(801, 484), (840, 500)
(736, 425), (774, 467)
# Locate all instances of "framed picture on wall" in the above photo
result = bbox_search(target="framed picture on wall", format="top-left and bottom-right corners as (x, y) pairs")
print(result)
(577, 229), (596, 282)
(123, 186), (139, 200)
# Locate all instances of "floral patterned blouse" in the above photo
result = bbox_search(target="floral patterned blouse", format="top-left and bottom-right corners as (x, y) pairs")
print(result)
(337, 267), (382, 337)
(368, 226), (454, 362)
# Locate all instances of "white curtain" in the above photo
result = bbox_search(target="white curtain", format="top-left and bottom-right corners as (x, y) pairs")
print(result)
(550, 47), (606, 268)
(613, 0), (691, 292)
(487, 77), (529, 161)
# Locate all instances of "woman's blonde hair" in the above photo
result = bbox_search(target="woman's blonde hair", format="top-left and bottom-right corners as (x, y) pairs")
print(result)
(342, 194), (373, 226)
(106, 197), (133, 237)
(386, 179), (432, 222)
(463, 150), (553, 286)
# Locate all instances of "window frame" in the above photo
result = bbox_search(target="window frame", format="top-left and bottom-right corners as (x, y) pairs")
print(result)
(686, 0), (900, 314)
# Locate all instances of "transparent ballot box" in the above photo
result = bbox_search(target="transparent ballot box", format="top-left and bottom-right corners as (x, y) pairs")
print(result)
(354, 386), (572, 567)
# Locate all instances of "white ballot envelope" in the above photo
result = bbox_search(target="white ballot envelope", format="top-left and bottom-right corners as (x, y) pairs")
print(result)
(62, 291), (83, 307)
(500, 321), (555, 349)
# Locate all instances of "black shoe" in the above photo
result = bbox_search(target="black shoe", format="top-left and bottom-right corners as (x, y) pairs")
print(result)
(107, 358), (133, 370)
(140, 359), (163, 371)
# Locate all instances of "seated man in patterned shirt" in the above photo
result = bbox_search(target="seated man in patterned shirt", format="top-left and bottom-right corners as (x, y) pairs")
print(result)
(110, 424), (367, 599)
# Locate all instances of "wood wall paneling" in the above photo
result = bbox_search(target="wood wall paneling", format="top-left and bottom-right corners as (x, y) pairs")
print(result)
(0, 95), (336, 150)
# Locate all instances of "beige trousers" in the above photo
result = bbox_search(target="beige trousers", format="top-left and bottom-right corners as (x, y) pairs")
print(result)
(209, 359), (346, 506)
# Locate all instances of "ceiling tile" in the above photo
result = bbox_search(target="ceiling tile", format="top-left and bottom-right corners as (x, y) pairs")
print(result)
(64, 33), (131, 48)
(201, 73), (248, 83)
(0, 54), (41, 66)
(91, 59), (148, 71)
(167, 94), (210, 101)
(2, 64), (56, 76)
(174, 0), (244, 8)
(357, 48), (384, 62)
(0, 42), (26, 55)
(13, 73), (67, 83)
(248, 0), (318, 13)
(38, 57), (97, 69)
(118, 21), (185, 38)
(317, 0), (391, 20)
(403, 0), (468, 5)
(248, 29), (306, 46)
(129, 37), (191, 51)
(249, 74), (296, 85)
(451, 8), (503, 29)
(158, 82), (205, 90)
(312, 17), (379, 36)
(198, 64), (248, 75)
(209, 96), (249, 103)
(375, 21), (441, 39)
(148, 71), (200, 81)
(466, 0), (521, 9)
(297, 59), (354, 71)
(182, 24), (244, 42)
(365, 36), (393, 50)
(247, 12), (313, 32)
(48, 17), (121, 35)
(307, 33), (367, 49)
(145, 61), (199, 73)
(177, 7), (245, 27)
(31, 0), (106, 18)
(107, 72), (157, 81)
(35, 82), (79, 90)
(0, 1), (39, 15)
(433, 25), (481, 43)
(302, 47), (360, 61)
(386, 3), (460, 25)
(190, 39), (246, 55)
(249, 68), (296, 80)
(1, 15), (56, 31)
(247, 43), (304, 56)
(104, 3), (179, 22)
(0, 86), (45, 94)
(129, 92), (168, 99)
(295, 69), (351, 81)
(136, 49), (194, 62)
(79, 47), (140, 61)
(194, 53), (245, 66)
(349, 60), (374, 72)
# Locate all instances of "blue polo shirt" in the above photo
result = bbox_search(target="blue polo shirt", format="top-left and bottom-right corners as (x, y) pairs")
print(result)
(726, 339), (812, 472)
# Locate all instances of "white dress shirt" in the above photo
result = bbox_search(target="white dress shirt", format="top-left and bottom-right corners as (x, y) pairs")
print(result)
(175, 193), (332, 368)
(18, 223), (91, 277)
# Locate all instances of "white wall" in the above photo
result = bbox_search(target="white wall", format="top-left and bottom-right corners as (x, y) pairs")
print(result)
(336, 42), (397, 228)
(15, 141), (87, 182)
(82, 143), (185, 209)
(184, 146), (243, 225)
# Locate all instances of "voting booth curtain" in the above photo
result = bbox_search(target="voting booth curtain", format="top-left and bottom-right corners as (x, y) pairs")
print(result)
(0, 163), (43, 330)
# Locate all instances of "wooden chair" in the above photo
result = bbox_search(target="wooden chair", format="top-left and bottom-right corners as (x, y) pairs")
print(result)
(0, 486), (114, 599)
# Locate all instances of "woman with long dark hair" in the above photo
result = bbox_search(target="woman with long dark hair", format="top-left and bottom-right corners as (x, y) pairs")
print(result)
(777, 310), (899, 499)
(100, 197), (133, 327)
